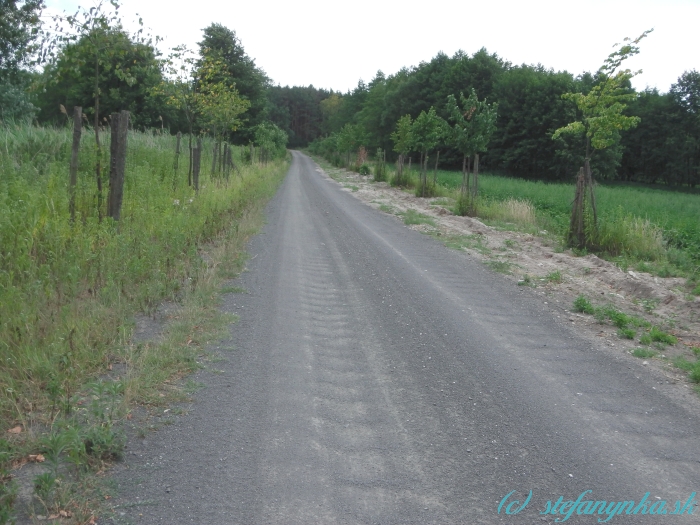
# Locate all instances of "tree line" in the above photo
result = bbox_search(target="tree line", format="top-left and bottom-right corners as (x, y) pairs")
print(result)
(1, 1), (697, 187)
(0, 0), (287, 156)
(303, 50), (698, 187)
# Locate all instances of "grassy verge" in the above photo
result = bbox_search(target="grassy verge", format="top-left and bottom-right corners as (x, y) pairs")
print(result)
(0, 122), (289, 522)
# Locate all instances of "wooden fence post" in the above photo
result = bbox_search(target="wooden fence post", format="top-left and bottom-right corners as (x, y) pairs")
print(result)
(69, 106), (82, 222)
(107, 110), (129, 221)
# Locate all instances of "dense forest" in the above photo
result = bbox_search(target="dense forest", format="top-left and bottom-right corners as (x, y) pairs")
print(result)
(0, 0), (698, 186)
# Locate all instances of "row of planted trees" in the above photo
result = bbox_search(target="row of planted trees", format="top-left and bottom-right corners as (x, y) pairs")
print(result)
(310, 31), (651, 250)
(310, 89), (498, 217)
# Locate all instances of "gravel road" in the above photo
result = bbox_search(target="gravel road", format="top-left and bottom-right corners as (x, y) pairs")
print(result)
(110, 151), (700, 524)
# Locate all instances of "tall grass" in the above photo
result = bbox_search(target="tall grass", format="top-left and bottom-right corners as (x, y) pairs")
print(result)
(0, 122), (288, 428)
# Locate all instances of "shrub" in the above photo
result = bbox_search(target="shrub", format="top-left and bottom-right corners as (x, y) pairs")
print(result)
(357, 164), (370, 176)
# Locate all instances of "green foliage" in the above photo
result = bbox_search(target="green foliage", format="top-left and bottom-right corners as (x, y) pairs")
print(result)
(618, 327), (636, 339)
(267, 85), (329, 147)
(411, 107), (447, 197)
(0, 0), (43, 80)
(553, 30), (652, 150)
(676, 355), (700, 387)
(648, 326), (677, 345)
(0, 73), (37, 121)
(446, 88), (497, 159)
(336, 123), (366, 165)
(358, 164), (370, 176)
(373, 149), (387, 182)
(485, 260), (513, 274)
(410, 107), (445, 158)
(37, 28), (163, 127)
(38, 0), (160, 128)
(545, 270), (563, 284)
(573, 295), (595, 314)
(400, 209), (436, 226)
(253, 121), (288, 161)
(197, 52), (250, 135)
(632, 348), (656, 358)
(391, 114), (413, 156)
(198, 24), (269, 142)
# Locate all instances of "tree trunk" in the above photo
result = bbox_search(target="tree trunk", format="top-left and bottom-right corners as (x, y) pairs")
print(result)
(584, 137), (598, 227)
(69, 106), (82, 222)
(473, 153), (480, 199)
(466, 156), (471, 201)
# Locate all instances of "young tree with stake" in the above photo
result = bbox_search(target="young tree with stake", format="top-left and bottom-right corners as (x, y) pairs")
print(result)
(553, 29), (652, 248)
(446, 89), (497, 216)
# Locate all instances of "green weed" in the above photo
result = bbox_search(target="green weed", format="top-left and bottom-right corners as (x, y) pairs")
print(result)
(485, 260), (513, 274)
(545, 270), (563, 284)
(648, 326), (677, 345)
(573, 295), (595, 314)
(618, 328), (636, 339)
(400, 209), (436, 227)
(632, 348), (657, 358)
(442, 234), (490, 255)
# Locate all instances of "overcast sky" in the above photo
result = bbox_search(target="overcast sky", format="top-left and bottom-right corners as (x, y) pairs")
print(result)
(44, 0), (699, 94)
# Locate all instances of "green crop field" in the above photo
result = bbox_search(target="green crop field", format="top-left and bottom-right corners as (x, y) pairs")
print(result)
(434, 169), (700, 263)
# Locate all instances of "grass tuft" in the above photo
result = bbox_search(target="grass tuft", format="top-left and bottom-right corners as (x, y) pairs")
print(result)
(573, 295), (595, 314)
(632, 348), (656, 358)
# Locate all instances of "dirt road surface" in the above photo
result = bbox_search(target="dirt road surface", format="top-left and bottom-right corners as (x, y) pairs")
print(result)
(109, 152), (700, 524)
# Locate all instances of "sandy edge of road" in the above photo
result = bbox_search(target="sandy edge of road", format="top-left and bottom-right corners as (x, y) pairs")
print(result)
(310, 157), (700, 396)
